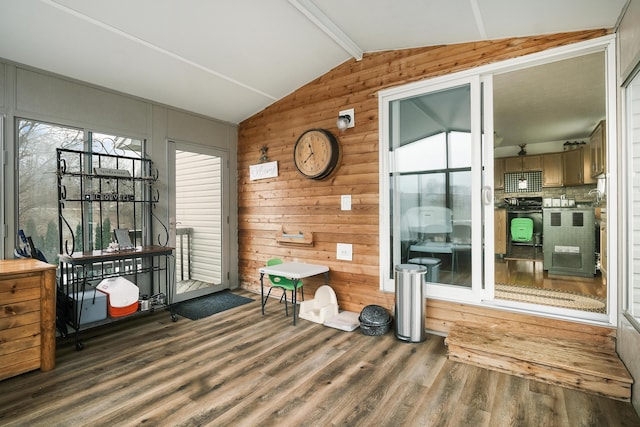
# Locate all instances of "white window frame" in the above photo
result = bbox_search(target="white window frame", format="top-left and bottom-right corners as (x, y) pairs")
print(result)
(379, 35), (617, 325)
(623, 64), (640, 331)
(380, 75), (484, 302)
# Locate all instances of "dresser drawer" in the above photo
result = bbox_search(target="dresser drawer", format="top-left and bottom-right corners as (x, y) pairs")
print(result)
(0, 347), (41, 381)
(0, 306), (40, 329)
(0, 322), (41, 381)
(0, 259), (57, 380)
(0, 322), (41, 352)
(0, 275), (41, 304)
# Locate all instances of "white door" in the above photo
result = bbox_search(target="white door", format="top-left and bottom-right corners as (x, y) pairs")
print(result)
(168, 141), (228, 303)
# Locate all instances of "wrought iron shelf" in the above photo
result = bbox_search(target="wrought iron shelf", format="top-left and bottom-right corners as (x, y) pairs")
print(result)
(56, 148), (174, 350)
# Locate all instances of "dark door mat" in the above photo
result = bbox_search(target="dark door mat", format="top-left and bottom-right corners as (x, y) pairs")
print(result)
(173, 291), (254, 320)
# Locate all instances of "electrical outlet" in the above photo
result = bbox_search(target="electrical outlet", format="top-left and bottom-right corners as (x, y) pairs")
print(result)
(336, 243), (353, 261)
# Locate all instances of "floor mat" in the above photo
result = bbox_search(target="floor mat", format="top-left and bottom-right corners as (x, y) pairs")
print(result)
(495, 283), (606, 313)
(173, 291), (254, 320)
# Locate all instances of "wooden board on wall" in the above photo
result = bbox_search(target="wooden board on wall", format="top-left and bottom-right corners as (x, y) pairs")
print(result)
(237, 29), (609, 315)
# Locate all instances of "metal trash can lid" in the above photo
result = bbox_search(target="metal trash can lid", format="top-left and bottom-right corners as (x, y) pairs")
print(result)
(395, 263), (427, 273)
(359, 305), (391, 326)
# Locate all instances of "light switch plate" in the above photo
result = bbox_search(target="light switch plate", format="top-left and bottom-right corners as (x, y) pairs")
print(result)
(336, 243), (353, 261)
(341, 195), (351, 210)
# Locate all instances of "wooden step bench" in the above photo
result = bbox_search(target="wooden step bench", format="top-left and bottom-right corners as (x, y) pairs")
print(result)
(445, 324), (633, 401)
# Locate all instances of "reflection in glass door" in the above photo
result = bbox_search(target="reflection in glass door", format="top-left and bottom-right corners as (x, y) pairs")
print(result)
(169, 142), (227, 303)
(382, 76), (485, 301)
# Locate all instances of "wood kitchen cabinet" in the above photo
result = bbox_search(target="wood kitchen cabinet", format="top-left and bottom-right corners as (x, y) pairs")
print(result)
(494, 208), (507, 255)
(590, 120), (606, 178)
(504, 155), (541, 173)
(0, 259), (57, 381)
(494, 158), (505, 189)
(563, 147), (595, 186)
(542, 152), (563, 187)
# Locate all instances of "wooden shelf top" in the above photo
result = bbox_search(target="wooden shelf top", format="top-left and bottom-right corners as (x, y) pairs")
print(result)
(59, 245), (174, 264)
(0, 258), (57, 274)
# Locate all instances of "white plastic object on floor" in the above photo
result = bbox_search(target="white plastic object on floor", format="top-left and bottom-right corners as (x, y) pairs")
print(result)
(299, 285), (338, 324)
(323, 311), (360, 332)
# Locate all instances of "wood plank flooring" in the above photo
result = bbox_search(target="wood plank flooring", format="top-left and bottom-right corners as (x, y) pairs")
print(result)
(0, 290), (638, 426)
(495, 258), (607, 299)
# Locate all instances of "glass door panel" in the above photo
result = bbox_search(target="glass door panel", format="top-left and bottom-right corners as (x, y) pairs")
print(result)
(385, 77), (484, 300)
(169, 141), (227, 303)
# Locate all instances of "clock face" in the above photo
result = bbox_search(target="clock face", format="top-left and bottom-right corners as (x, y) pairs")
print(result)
(293, 129), (340, 179)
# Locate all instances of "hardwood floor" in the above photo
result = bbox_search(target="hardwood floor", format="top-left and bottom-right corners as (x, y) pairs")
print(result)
(0, 290), (638, 426)
(437, 254), (606, 305)
(495, 257), (607, 298)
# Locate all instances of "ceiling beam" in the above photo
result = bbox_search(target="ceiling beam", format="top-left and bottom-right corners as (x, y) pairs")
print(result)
(288, 0), (363, 61)
(469, 0), (488, 39)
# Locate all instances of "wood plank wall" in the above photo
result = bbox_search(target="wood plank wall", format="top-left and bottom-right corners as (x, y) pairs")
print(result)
(237, 30), (609, 325)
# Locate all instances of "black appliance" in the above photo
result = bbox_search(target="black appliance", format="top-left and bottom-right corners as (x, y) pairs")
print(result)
(543, 208), (595, 276)
(505, 197), (543, 255)
(504, 196), (543, 211)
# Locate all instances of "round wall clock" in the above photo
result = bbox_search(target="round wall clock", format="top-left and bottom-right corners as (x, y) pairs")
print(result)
(293, 128), (340, 180)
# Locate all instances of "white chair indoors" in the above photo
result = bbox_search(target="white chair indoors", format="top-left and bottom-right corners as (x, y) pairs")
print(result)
(299, 285), (338, 324)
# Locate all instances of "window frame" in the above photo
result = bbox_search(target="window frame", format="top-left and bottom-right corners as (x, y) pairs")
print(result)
(378, 35), (618, 325)
(15, 117), (147, 263)
(623, 64), (640, 331)
(380, 75), (483, 299)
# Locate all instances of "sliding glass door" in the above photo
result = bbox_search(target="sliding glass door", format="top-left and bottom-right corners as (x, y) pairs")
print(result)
(381, 37), (615, 322)
(381, 76), (488, 301)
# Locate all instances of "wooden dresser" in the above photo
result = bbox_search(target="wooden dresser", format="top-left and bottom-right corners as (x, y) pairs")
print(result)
(0, 259), (57, 381)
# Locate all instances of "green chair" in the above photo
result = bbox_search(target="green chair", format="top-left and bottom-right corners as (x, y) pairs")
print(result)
(511, 218), (534, 242)
(265, 258), (304, 317)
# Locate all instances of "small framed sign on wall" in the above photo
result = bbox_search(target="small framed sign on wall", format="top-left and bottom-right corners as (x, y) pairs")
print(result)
(249, 161), (278, 181)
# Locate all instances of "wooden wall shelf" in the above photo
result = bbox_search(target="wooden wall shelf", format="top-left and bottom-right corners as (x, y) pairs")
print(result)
(275, 227), (313, 247)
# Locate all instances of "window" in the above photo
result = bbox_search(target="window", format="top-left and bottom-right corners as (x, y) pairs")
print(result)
(17, 119), (144, 263)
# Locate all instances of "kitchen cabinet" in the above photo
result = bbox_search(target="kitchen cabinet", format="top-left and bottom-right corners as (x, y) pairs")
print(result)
(590, 120), (606, 178)
(542, 152), (563, 187)
(495, 208), (507, 255)
(0, 259), (57, 381)
(563, 147), (595, 186)
(504, 155), (541, 173)
(494, 158), (505, 189)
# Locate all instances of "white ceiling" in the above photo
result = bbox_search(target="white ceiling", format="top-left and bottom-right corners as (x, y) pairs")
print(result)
(0, 0), (628, 140)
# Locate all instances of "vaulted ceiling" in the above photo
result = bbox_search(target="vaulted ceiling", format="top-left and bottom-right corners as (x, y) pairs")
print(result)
(0, 0), (628, 133)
